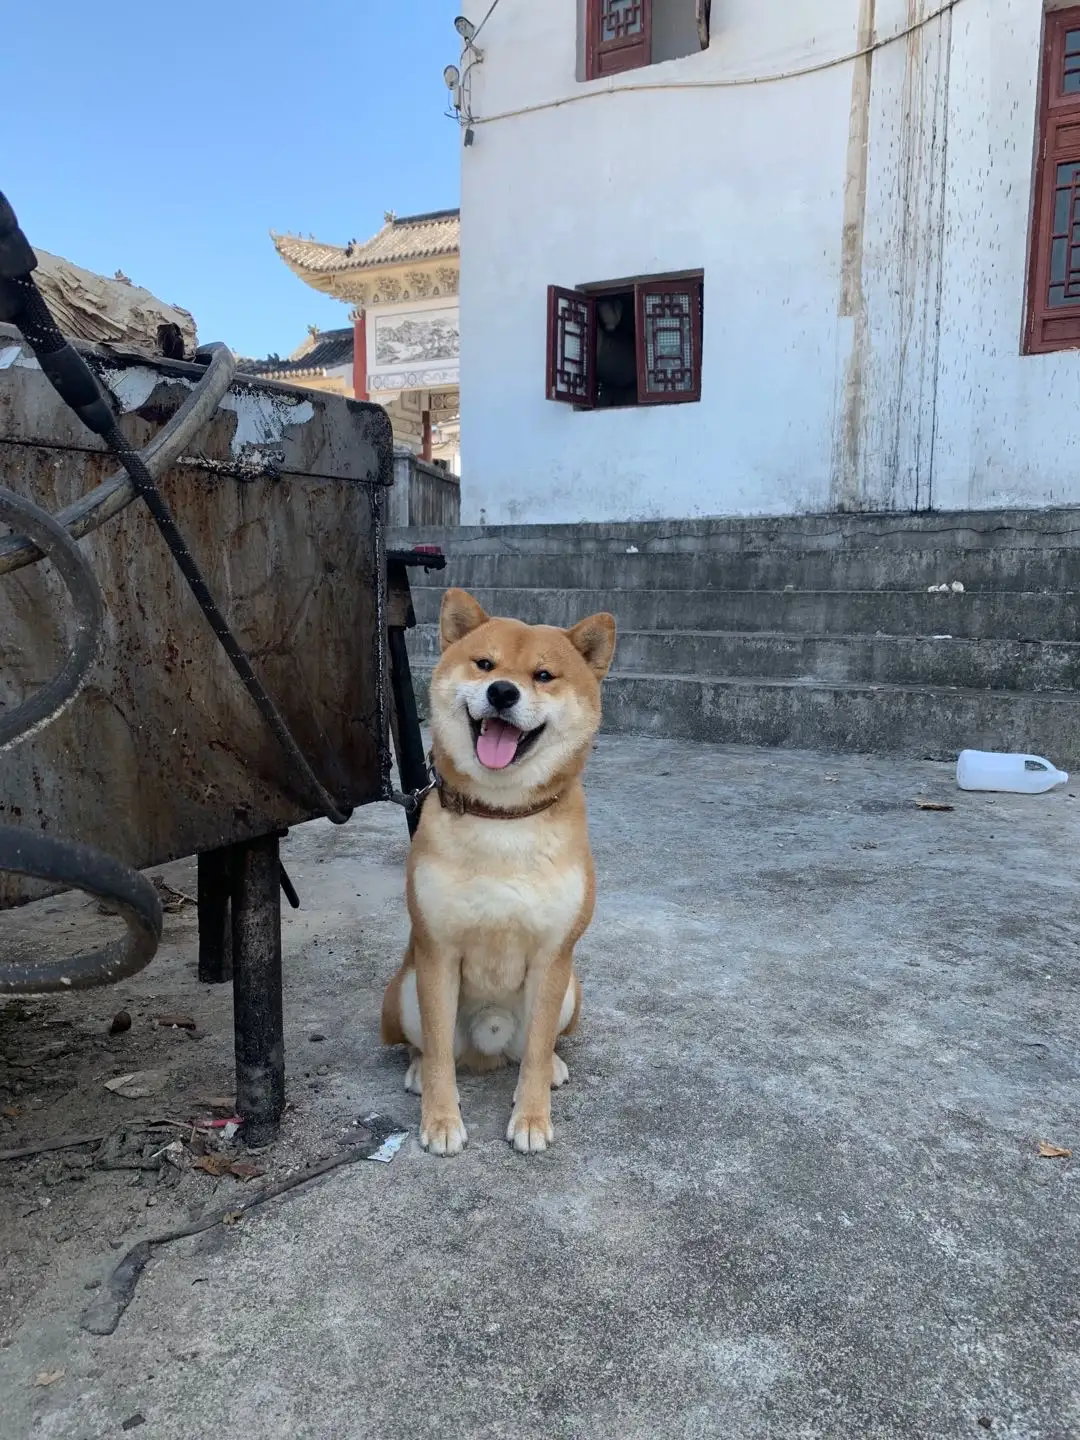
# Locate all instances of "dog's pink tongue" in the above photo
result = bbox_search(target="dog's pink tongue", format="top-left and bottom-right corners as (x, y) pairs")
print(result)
(476, 718), (522, 770)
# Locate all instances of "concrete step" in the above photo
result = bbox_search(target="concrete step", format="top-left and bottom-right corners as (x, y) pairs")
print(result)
(409, 585), (1080, 642)
(405, 623), (1080, 693)
(390, 506), (1080, 557)
(405, 664), (1080, 769)
(405, 546), (1080, 595)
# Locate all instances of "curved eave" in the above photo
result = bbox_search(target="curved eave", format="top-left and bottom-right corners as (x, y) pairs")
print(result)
(274, 258), (460, 307)
(274, 258), (356, 299)
(271, 227), (458, 270)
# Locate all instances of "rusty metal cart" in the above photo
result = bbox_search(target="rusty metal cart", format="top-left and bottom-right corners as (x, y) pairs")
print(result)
(0, 193), (440, 1141)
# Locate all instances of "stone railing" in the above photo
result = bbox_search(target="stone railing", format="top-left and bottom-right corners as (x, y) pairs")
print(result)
(389, 450), (460, 528)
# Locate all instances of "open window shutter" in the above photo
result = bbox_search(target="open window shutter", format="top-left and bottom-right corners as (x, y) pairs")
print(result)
(586, 0), (652, 79)
(1026, 9), (1080, 353)
(546, 286), (597, 407)
(697, 0), (711, 50)
(635, 278), (703, 405)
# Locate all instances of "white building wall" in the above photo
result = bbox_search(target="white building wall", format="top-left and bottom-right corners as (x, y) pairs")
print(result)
(458, 0), (1080, 524)
(933, 0), (1080, 510)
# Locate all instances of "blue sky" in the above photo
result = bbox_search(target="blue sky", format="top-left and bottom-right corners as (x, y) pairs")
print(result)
(1, 1), (462, 359)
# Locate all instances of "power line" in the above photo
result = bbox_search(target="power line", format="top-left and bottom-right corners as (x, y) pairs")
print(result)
(473, 0), (962, 128)
(471, 0), (502, 44)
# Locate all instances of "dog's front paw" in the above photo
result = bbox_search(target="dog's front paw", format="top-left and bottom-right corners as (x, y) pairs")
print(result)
(420, 1107), (468, 1157)
(507, 1105), (554, 1154)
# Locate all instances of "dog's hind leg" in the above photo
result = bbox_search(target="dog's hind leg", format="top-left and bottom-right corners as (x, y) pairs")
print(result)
(397, 966), (425, 1096)
(380, 956), (412, 1047)
(399, 970), (462, 1101)
(506, 975), (578, 1090)
(560, 973), (583, 1037)
(549, 972), (582, 1088)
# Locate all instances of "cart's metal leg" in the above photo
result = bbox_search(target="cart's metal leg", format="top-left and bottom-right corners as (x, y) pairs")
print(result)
(197, 846), (234, 984)
(388, 624), (428, 839)
(231, 833), (284, 1143)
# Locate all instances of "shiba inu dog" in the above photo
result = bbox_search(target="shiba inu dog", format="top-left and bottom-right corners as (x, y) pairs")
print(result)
(380, 587), (616, 1155)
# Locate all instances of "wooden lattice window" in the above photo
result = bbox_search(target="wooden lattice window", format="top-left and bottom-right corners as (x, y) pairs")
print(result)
(636, 280), (703, 403)
(546, 274), (703, 409)
(546, 287), (597, 404)
(1026, 8), (1080, 353)
(585, 0), (652, 79)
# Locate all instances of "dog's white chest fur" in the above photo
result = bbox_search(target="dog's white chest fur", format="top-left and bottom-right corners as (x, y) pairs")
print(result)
(412, 815), (586, 995)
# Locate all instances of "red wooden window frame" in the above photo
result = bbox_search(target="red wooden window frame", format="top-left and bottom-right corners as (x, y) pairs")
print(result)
(635, 278), (703, 404)
(546, 286), (597, 407)
(1026, 7), (1080, 354)
(585, 0), (652, 80)
(697, 0), (711, 51)
(546, 275), (703, 408)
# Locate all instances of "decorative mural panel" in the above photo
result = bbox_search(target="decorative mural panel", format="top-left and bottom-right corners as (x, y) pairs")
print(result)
(368, 367), (459, 393)
(374, 310), (460, 366)
(367, 305), (460, 393)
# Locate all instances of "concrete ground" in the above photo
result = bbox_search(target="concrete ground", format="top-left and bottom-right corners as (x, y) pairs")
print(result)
(2, 736), (1079, 1439)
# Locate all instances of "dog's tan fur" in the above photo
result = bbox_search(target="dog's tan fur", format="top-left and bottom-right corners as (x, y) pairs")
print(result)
(380, 588), (615, 1155)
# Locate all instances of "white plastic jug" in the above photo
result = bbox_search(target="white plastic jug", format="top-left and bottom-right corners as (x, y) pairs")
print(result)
(956, 749), (1069, 794)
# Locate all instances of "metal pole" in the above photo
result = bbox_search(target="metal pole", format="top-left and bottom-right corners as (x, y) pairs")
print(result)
(388, 624), (428, 838)
(231, 833), (284, 1143)
(197, 846), (234, 984)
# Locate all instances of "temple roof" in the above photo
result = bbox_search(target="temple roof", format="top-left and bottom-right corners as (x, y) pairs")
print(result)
(272, 209), (460, 278)
(239, 326), (353, 378)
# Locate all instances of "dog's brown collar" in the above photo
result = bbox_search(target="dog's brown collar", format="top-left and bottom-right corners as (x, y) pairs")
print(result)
(425, 763), (561, 821)
(436, 785), (560, 821)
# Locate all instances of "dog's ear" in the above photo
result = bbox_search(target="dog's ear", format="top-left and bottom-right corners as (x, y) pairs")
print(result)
(440, 588), (490, 651)
(566, 612), (616, 680)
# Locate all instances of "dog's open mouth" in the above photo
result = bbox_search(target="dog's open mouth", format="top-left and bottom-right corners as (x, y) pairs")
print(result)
(471, 716), (545, 770)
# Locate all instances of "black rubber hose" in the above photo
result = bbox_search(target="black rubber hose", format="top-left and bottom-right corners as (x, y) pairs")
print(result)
(0, 341), (235, 577)
(0, 490), (160, 993)
(0, 483), (160, 990)
(0, 485), (102, 749)
(0, 828), (161, 993)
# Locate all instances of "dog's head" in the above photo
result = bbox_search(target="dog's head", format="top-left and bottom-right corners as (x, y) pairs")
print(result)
(430, 589), (616, 796)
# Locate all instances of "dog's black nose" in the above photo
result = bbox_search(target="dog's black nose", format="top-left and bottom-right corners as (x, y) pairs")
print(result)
(486, 680), (520, 712)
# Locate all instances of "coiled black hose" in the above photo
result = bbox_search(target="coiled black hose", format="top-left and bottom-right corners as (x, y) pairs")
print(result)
(0, 484), (163, 991)
(0, 338), (235, 577)
(0, 191), (351, 991)
(0, 830), (162, 993)
(0, 485), (103, 749)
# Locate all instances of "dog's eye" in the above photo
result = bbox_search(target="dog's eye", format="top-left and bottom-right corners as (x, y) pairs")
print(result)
(534, 670), (555, 684)
(475, 658), (495, 672)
